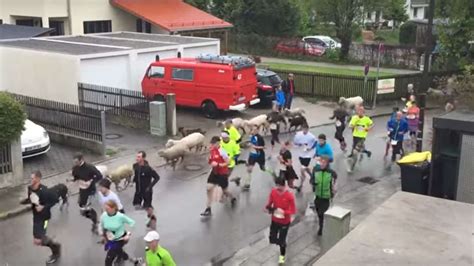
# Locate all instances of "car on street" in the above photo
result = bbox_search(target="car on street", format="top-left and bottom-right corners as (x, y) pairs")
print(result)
(21, 119), (50, 158)
(142, 54), (260, 118)
(302, 35), (341, 50)
(256, 69), (282, 104)
(275, 39), (325, 57)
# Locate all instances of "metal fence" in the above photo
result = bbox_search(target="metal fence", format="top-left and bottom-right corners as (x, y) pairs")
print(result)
(0, 144), (12, 174)
(78, 83), (149, 120)
(11, 94), (103, 142)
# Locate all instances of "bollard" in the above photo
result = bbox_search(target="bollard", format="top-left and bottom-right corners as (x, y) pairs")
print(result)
(149, 101), (166, 137)
(322, 206), (351, 253)
(166, 93), (177, 136)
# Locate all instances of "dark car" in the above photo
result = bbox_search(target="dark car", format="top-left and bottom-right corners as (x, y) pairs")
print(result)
(256, 69), (282, 104)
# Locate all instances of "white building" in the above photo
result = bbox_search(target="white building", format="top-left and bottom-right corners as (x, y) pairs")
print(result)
(0, 32), (220, 104)
(363, 0), (429, 27)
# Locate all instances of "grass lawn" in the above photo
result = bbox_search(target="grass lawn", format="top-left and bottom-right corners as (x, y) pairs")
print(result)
(262, 62), (394, 77)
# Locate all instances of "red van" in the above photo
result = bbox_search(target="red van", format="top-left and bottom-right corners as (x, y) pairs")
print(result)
(142, 55), (260, 118)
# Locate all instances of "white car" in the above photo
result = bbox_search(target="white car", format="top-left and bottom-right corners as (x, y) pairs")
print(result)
(302, 35), (341, 49)
(21, 120), (50, 158)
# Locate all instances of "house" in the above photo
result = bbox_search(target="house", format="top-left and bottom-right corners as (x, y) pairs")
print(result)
(0, 0), (232, 52)
(0, 24), (54, 39)
(0, 32), (220, 104)
(363, 0), (429, 28)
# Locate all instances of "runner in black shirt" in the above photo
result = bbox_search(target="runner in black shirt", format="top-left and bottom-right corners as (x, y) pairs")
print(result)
(71, 153), (103, 234)
(20, 171), (61, 264)
(133, 151), (160, 209)
(277, 141), (298, 189)
(329, 104), (349, 151)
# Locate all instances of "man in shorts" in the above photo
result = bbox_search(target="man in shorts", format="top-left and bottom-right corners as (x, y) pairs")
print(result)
(20, 171), (61, 264)
(349, 106), (373, 158)
(293, 124), (316, 193)
(277, 141), (298, 189)
(244, 126), (269, 190)
(201, 136), (237, 217)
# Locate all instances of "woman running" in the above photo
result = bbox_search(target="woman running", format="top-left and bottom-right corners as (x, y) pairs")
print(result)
(406, 101), (420, 148)
(100, 200), (135, 266)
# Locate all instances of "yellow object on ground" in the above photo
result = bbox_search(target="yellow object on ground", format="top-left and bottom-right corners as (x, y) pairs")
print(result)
(397, 151), (431, 164)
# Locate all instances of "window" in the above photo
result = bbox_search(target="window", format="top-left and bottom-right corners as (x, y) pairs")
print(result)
(49, 20), (64, 36)
(149, 66), (165, 78)
(423, 7), (428, 19)
(413, 7), (419, 18)
(367, 12), (371, 19)
(0, 19), (3, 25)
(172, 68), (194, 81)
(136, 19), (151, 33)
(16, 19), (34, 26)
(83, 20), (111, 34)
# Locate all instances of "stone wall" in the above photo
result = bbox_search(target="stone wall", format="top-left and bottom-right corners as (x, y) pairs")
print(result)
(349, 43), (422, 70)
(0, 139), (23, 189)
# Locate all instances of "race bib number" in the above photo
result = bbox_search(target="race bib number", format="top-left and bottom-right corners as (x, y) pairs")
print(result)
(407, 114), (416, 119)
(106, 231), (115, 241)
(270, 123), (277, 130)
(29, 192), (40, 205)
(357, 126), (365, 131)
(78, 180), (91, 189)
(273, 208), (285, 219)
(335, 120), (342, 127)
(390, 139), (398, 145)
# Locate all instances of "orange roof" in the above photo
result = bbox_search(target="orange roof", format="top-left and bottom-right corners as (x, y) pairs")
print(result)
(111, 0), (233, 32)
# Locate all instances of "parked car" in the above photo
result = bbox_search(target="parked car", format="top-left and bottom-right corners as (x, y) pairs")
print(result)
(256, 69), (282, 104)
(21, 119), (50, 158)
(275, 40), (325, 56)
(142, 54), (260, 118)
(302, 35), (341, 50)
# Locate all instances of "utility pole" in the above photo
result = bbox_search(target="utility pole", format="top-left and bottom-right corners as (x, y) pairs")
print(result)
(416, 0), (435, 152)
(372, 42), (383, 109)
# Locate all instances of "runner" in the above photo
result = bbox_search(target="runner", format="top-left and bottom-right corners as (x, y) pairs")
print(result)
(20, 171), (61, 264)
(406, 101), (420, 148)
(143, 231), (177, 266)
(349, 106), (373, 159)
(146, 207), (157, 231)
(311, 156), (337, 236)
(313, 134), (334, 164)
(244, 126), (270, 191)
(100, 200), (135, 266)
(220, 131), (242, 187)
(275, 85), (286, 112)
(133, 151), (160, 210)
(267, 104), (288, 153)
(293, 123), (316, 193)
(385, 107), (400, 157)
(387, 111), (409, 163)
(71, 153), (103, 234)
(201, 136), (237, 217)
(223, 119), (246, 165)
(277, 141), (298, 189)
(265, 177), (296, 264)
(329, 103), (349, 151)
(98, 178), (124, 213)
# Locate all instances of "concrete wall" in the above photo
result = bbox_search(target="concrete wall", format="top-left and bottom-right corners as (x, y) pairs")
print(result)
(69, 0), (136, 35)
(0, 47), (80, 104)
(182, 44), (219, 57)
(0, 0), (68, 24)
(0, 140), (23, 189)
(132, 49), (178, 90)
(80, 54), (130, 89)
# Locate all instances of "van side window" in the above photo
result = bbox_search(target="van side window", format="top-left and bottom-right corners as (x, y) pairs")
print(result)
(149, 66), (165, 78)
(172, 68), (194, 81)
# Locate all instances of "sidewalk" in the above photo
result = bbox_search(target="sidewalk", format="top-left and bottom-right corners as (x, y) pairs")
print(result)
(0, 100), (429, 220)
(222, 174), (401, 266)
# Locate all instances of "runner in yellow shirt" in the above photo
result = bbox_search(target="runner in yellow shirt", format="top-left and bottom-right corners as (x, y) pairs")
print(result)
(220, 131), (242, 187)
(349, 106), (373, 158)
(224, 120), (246, 165)
(143, 231), (176, 266)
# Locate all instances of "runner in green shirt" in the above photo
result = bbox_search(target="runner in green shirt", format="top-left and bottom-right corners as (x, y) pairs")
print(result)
(144, 231), (176, 266)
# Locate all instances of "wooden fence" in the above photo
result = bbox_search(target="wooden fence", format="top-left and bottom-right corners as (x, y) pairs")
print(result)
(78, 83), (149, 121)
(0, 144), (12, 175)
(11, 94), (103, 142)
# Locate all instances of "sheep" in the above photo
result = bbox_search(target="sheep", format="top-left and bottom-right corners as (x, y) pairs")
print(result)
(243, 114), (269, 135)
(166, 132), (206, 152)
(158, 143), (188, 170)
(339, 96), (364, 109)
(106, 164), (134, 191)
(282, 108), (306, 119)
(178, 127), (206, 137)
(217, 118), (246, 134)
(288, 115), (308, 132)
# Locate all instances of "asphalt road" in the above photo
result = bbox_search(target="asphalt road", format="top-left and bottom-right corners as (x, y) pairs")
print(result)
(0, 115), (402, 266)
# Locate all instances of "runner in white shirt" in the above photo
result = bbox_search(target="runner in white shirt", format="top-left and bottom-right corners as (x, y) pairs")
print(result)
(293, 124), (316, 193)
(98, 179), (124, 213)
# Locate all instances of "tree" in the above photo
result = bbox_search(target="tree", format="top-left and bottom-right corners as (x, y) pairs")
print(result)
(315, 0), (364, 59)
(0, 93), (26, 145)
(184, 0), (211, 12)
(383, 0), (408, 28)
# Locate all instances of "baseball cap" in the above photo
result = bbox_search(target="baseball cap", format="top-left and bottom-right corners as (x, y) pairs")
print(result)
(144, 231), (160, 242)
(221, 131), (229, 138)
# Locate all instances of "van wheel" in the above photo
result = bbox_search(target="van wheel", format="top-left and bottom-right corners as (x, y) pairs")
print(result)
(202, 101), (218, 119)
(153, 94), (165, 102)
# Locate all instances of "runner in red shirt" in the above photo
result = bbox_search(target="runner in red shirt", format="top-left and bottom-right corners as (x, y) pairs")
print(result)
(201, 136), (237, 217)
(265, 177), (296, 264)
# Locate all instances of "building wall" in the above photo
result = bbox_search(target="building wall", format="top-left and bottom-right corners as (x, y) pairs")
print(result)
(151, 24), (169, 34)
(0, 0), (68, 24)
(69, 0), (136, 35)
(133, 49), (178, 90)
(0, 47), (80, 104)
(182, 43), (220, 57)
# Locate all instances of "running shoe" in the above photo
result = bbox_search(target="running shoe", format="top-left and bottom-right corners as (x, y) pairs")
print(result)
(242, 184), (250, 191)
(231, 197), (237, 207)
(318, 228), (323, 236)
(200, 208), (211, 217)
(367, 151), (372, 158)
(46, 255), (58, 264)
(296, 186), (302, 193)
(233, 177), (241, 186)
(278, 255), (286, 264)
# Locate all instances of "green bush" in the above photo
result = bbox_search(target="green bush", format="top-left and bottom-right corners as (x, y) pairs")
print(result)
(324, 48), (341, 61)
(0, 93), (26, 145)
(399, 21), (417, 45)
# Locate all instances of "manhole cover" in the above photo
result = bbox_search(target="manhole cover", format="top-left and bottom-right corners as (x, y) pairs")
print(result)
(184, 164), (204, 171)
(105, 133), (122, 140)
(357, 176), (379, 185)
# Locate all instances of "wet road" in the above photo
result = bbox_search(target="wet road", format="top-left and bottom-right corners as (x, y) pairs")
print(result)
(0, 115), (404, 266)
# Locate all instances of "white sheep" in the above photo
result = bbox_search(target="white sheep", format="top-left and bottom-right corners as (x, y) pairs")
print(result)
(158, 143), (188, 170)
(339, 96), (364, 109)
(216, 118), (246, 134)
(166, 132), (205, 152)
(107, 165), (134, 191)
(282, 108), (306, 118)
(244, 114), (269, 134)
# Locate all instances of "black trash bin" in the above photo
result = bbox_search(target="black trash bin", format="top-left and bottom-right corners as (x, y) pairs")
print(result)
(397, 161), (430, 195)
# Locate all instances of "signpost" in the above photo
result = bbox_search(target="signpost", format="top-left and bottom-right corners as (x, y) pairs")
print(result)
(372, 42), (384, 109)
(363, 63), (369, 100)
(377, 79), (395, 94)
